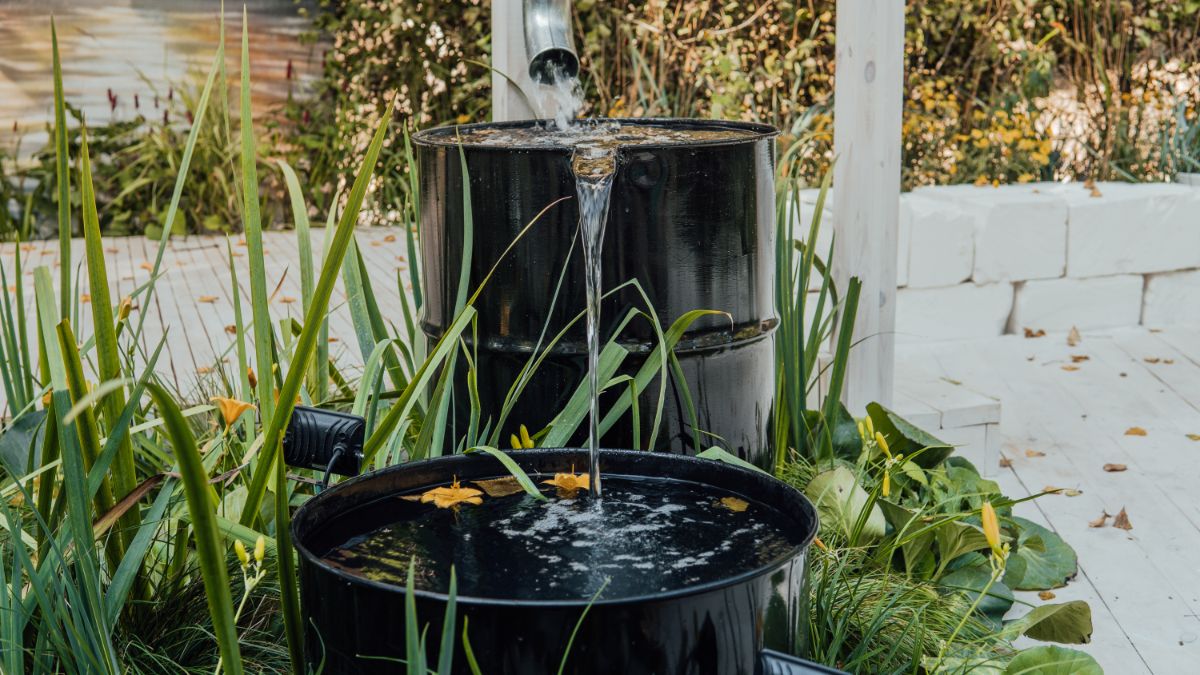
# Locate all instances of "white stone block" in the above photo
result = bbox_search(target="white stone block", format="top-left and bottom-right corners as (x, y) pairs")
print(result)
(896, 283), (1014, 340)
(897, 196), (911, 287)
(793, 188), (912, 288)
(1044, 181), (1200, 277)
(1143, 269), (1200, 328)
(938, 424), (988, 470)
(915, 183), (1068, 282)
(901, 193), (974, 288)
(1009, 274), (1144, 332)
(1176, 173), (1200, 187)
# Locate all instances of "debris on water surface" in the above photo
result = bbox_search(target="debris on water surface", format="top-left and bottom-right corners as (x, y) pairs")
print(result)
(419, 477), (484, 510)
(719, 497), (749, 512)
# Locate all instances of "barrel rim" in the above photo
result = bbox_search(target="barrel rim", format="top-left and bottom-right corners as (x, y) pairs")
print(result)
(411, 117), (780, 151)
(292, 448), (817, 609)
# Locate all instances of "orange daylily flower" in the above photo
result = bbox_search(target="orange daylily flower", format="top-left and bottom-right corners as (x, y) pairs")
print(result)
(211, 396), (255, 427)
(419, 477), (484, 509)
(543, 467), (589, 493)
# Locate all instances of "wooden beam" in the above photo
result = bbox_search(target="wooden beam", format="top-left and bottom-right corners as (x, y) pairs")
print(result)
(492, 0), (537, 121)
(832, 0), (904, 413)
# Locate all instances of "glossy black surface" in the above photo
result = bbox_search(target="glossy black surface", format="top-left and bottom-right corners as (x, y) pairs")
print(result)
(413, 119), (779, 467)
(292, 449), (818, 675)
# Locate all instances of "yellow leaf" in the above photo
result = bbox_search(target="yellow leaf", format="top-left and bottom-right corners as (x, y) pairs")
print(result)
(1061, 365), (1079, 372)
(1024, 449), (1046, 458)
(420, 477), (484, 509)
(1039, 590), (1057, 601)
(211, 396), (255, 427)
(198, 295), (219, 303)
(1187, 434), (1200, 442)
(1124, 426), (1147, 436)
(719, 496), (749, 512)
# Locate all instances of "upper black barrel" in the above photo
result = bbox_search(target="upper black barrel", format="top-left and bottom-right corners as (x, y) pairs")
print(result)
(412, 118), (779, 466)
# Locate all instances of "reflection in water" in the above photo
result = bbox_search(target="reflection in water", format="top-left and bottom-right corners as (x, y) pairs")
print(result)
(0, 0), (322, 150)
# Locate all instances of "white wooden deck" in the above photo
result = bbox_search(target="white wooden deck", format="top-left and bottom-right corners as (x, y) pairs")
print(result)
(3, 233), (1198, 672)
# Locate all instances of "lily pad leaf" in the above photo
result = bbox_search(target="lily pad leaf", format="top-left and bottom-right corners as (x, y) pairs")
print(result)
(805, 466), (886, 543)
(1007, 601), (1093, 645)
(941, 561), (1014, 628)
(1004, 646), (1102, 675)
(1010, 517), (1078, 590)
(866, 402), (954, 468)
(935, 519), (992, 571)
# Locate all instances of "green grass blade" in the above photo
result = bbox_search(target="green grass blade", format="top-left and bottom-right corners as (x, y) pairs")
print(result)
(239, 9), (276, 425)
(104, 477), (176, 624)
(466, 446), (546, 500)
(436, 568), (457, 674)
(406, 558), (422, 675)
(78, 126), (141, 547)
(145, 382), (243, 674)
(51, 19), (71, 319)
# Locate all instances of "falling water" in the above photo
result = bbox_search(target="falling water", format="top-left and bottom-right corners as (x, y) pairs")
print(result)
(537, 63), (584, 131)
(573, 143), (617, 498)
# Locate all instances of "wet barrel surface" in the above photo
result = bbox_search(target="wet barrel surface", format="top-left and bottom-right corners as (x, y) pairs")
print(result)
(413, 119), (779, 466)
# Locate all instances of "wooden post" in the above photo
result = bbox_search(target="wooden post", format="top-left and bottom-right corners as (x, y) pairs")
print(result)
(492, 0), (537, 121)
(832, 0), (903, 413)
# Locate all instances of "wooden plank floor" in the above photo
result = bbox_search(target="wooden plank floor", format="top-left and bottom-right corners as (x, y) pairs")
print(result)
(4, 234), (1197, 672)
(901, 328), (1200, 673)
(0, 228), (410, 408)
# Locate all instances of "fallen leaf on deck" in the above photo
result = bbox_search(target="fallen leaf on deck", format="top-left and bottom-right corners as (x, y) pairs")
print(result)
(139, 262), (153, 271)
(328, 337), (339, 343)
(420, 477), (484, 509)
(1088, 511), (1110, 528)
(1061, 365), (1080, 372)
(278, 296), (296, 304)
(1124, 427), (1147, 436)
(81, 294), (91, 303)
(1067, 326), (1081, 346)
(1187, 434), (1200, 441)
(1102, 463), (1127, 472)
(383, 234), (397, 242)
(224, 325), (237, 334)
(1164, 359), (1174, 364)
(1039, 591), (1057, 601)
(20, 244), (35, 252)
(1143, 357), (1160, 364)
(1112, 507), (1132, 530)
(1023, 328), (1046, 338)
(369, 240), (383, 247)
(1089, 186), (1103, 198)
(1025, 449), (1046, 458)
(719, 496), (749, 513)
(196, 366), (212, 375)
(1070, 355), (1090, 363)
(473, 476), (526, 498)
(941, 377), (963, 385)
(1083, 178), (1096, 189)
(198, 295), (218, 303)
(1043, 486), (1082, 497)
(998, 456), (1013, 468)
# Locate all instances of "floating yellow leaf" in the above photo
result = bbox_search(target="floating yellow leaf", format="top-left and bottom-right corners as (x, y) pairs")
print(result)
(1124, 427), (1147, 437)
(473, 476), (526, 498)
(211, 396), (255, 427)
(719, 496), (749, 512)
(420, 477), (484, 509)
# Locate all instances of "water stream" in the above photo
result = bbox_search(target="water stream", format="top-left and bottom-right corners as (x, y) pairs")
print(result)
(572, 143), (617, 498)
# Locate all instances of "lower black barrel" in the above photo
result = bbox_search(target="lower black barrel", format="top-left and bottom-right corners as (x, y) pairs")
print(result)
(412, 119), (778, 467)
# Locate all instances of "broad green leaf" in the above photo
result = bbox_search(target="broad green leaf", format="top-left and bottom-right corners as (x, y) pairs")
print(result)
(867, 402), (954, 468)
(940, 556), (1013, 628)
(1008, 601), (1093, 645)
(804, 467), (885, 543)
(0, 410), (45, 474)
(1004, 646), (1102, 675)
(1010, 517), (1078, 590)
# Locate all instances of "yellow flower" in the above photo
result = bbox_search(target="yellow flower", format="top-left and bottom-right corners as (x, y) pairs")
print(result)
(543, 467), (589, 494)
(875, 431), (891, 458)
(420, 477), (484, 509)
(882, 471), (891, 497)
(234, 539), (250, 568)
(210, 397), (255, 428)
(510, 424), (535, 449)
(455, 113), (471, 124)
(1018, 173), (1035, 183)
(247, 367), (258, 389)
(981, 501), (1006, 560)
(254, 535), (266, 563)
(117, 297), (133, 321)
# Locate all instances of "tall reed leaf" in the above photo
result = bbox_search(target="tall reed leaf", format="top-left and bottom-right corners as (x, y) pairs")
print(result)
(238, 10), (276, 426)
(79, 127), (141, 547)
(50, 20), (70, 318)
(144, 382), (243, 674)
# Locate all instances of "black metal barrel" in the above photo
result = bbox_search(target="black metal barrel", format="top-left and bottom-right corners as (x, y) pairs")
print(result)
(412, 119), (778, 467)
(291, 448), (820, 675)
